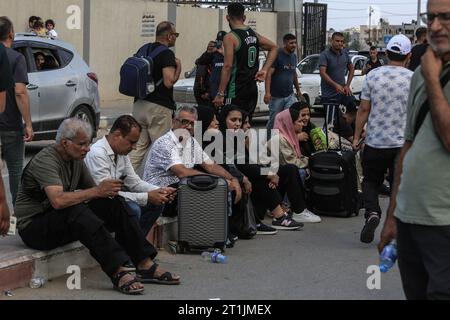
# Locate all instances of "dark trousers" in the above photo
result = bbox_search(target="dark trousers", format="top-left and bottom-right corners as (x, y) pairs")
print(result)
(19, 197), (157, 278)
(362, 146), (399, 217)
(229, 87), (258, 120)
(397, 219), (450, 300)
(249, 164), (307, 222)
(0, 130), (25, 205)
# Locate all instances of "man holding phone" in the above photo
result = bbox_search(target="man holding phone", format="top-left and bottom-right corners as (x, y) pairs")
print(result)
(379, 0), (450, 300)
(85, 115), (177, 237)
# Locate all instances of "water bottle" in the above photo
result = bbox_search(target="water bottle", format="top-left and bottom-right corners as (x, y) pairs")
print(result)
(29, 276), (46, 289)
(379, 240), (397, 273)
(201, 251), (228, 264)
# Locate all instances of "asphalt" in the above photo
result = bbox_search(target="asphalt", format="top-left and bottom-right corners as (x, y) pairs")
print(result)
(1, 101), (405, 300)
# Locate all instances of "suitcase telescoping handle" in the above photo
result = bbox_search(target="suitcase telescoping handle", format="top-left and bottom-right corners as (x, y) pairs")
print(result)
(324, 102), (343, 151)
(187, 175), (219, 191)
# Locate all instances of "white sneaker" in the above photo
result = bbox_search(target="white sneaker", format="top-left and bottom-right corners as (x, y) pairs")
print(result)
(292, 209), (322, 223)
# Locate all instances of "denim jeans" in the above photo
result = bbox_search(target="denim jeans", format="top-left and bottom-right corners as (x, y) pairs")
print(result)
(266, 93), (298, 131)
(0, 130), (25, 205)
(125, 201), (164, 236)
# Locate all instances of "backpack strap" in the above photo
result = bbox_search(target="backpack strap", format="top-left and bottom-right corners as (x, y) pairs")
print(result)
(414, 70), (450, 137)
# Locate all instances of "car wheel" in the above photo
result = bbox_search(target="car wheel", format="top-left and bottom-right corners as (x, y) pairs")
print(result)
(71, 105), (95, 134)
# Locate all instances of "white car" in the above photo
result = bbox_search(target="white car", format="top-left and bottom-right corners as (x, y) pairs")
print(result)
(173, 53), (367, 117)
(295, 53), (368, 112)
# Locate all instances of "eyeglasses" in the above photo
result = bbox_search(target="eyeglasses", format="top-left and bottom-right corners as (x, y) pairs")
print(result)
(420, 12), (450, 25)
(175, 118), (195, 127)
(170, 32), (180, 38)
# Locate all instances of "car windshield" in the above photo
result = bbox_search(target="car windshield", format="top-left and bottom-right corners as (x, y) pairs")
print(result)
(297, 56), (319, 74)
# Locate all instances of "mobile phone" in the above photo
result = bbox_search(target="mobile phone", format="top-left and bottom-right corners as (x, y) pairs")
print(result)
(8, 216), (17, 236)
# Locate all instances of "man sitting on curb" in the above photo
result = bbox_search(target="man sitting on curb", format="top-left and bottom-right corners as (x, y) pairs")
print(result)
(85, 115), (177, 237)
(14, 118), (180, 295)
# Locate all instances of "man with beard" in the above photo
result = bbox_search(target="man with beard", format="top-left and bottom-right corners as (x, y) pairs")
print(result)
(379, 0), (450, 300)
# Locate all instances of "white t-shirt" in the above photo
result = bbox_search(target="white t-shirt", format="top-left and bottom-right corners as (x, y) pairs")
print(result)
(143, 130), (213, 187)
(361, 65), (414, 149)
(47, 30), (58, 38)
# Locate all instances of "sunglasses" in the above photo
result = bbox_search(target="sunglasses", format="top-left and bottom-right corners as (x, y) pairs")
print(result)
(420, 12), (450, 25)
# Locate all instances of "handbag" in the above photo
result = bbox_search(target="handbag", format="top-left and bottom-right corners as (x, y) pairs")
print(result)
(229, 194), (257, 240)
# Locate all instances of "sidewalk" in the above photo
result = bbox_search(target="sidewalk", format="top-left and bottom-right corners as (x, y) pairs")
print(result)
(98, 99), (134, 129)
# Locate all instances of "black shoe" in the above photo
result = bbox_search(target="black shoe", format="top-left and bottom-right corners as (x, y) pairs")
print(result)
(360, 213), (380, 243)
(379, 183), (391, 197)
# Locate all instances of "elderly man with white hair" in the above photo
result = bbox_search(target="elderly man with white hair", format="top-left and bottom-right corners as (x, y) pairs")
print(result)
(14, 118), (180, 295)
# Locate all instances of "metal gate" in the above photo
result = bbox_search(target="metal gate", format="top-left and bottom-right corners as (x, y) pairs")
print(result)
(303, 2), (328, 58)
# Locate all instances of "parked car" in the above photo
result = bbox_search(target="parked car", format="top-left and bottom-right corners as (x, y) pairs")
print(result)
(12, 33), (100, 140)
(174, 53), (316, 119)
(296, 53), (368, 112)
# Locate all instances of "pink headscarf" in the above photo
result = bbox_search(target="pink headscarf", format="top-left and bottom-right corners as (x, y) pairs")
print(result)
(274, 109), (302, 158)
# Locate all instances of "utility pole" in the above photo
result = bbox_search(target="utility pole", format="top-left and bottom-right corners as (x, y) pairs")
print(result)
(368, 6), (374, 44)
(417, 0), (421, 27)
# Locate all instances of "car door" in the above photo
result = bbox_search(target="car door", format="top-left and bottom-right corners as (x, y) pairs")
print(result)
(11, 41), (40, 132)
(350, 57), (366, 98)
(29, 41), (78, 134)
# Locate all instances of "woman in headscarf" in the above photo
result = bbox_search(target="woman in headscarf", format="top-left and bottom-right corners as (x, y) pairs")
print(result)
(271, 102), (322, 223)
(218, 105), (305, 232)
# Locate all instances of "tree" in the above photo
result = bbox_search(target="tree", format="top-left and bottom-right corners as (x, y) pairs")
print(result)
(349, 40), (362, 51)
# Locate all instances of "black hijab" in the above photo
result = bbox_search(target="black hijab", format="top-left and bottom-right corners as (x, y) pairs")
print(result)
(196, 105), (216, 136)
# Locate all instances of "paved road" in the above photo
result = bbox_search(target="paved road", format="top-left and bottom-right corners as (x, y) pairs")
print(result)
(2, 108), (405, 300)
(6, 196), (404, 300)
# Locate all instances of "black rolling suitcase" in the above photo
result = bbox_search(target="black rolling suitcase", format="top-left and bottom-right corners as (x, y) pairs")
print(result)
(308, 103), (359, 217)
(177, 175), (229, 251)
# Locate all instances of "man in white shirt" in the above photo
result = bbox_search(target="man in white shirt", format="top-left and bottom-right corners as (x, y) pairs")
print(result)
(143, 105), (242, 217)
(85, 115), (176, 236)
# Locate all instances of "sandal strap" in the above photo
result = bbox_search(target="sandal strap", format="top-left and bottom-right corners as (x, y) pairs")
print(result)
(111, 271), (132, 286)
(158, 272), (174, 281)
(120, 278), (140, 291)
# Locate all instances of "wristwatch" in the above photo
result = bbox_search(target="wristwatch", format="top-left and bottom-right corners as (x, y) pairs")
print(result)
(216, 92), (225, 98)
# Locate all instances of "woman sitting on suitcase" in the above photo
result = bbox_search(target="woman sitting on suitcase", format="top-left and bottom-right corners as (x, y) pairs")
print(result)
(217, 104), (309, 230)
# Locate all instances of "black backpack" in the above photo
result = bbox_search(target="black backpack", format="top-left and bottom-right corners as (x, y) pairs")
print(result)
(119, 43), (168, 99)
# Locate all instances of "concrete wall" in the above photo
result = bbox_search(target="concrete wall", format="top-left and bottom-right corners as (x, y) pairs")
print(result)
(0, 0), (84, 54)
(2, 0), (278, 103)
(89, 0), (168, 102)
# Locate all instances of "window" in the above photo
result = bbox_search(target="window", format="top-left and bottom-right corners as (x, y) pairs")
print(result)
(31, 46), (61, 72)
(57, 48), (74, 68)
(12, 46), (31, 72)
(298, 56), (319, 74)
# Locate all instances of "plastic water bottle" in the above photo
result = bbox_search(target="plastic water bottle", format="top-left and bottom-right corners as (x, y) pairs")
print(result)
(379, 240), (397, 273)
(29, 276), (46, 289)
(201, 251), (228, 264)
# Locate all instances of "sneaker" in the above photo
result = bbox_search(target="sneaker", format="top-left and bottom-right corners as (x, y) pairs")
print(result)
(272, 214), (304, 230)
(229, 233), (238, 242)
(292, 209), (322, 223)
(360, 213), (381, 243)
(256, 223), (278, 235)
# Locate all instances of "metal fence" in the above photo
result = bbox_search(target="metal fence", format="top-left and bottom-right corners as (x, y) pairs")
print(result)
(164, 0), (275, 11)
(303, 2), (327, 58)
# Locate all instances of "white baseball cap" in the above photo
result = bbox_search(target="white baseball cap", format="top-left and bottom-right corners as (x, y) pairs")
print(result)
(386, 34), (412, 55)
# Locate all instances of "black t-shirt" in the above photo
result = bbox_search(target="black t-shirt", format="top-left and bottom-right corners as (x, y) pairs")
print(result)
(0, 48), (29, 131)
(143, 42), (177, 110)
(409, 43), (429, 71)
(227, 27), (259, 99)
(364, 58), (383, 74)
(0, 43), (14, 93)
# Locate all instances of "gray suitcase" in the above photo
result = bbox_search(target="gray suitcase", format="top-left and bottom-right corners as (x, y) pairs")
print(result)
(177, 175), (228, 252)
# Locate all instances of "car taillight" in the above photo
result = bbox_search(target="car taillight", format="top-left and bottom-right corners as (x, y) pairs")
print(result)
(87, 72), (98, 84)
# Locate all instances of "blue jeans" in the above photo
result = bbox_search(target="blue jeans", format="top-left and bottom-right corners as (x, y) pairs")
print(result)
(126, 201), (164, 236)
(266, 93), (298, 131)
(0, 130), (25, 205)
